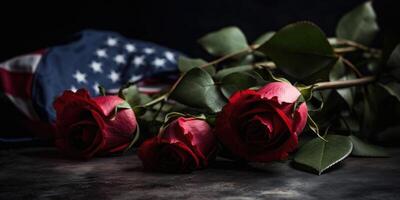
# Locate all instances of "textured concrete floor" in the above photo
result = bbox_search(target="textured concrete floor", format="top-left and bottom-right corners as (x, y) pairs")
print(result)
(0, 147), (399, 200)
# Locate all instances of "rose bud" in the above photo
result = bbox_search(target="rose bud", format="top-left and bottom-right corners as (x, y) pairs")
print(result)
(138, 117), (217, 173)
(53, 89), (137, 159)
(215, 82), (308, 162)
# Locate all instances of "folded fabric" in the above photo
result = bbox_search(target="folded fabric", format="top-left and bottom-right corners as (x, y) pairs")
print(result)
(0, 30), (181, 140)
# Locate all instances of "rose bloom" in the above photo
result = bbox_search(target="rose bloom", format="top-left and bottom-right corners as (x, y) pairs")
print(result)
(53, 89), (137, 159)
(138, 117), (217, 173)
(215, 82), (308, 162)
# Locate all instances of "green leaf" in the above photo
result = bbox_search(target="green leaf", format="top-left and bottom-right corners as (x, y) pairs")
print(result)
(294, 134), (353, 175)
(387, 44), (400, 68)
(178, 57), (215, 75)
(214, 65), (254, 80)
(296, 84), (314, 101)
(133, 106), (147, 116)
(119, 85), (152, 115)
(339, 116), (360, 134)
(379, 82), (400, 102)
(204, 114), (217, 126)
(336, 1), (379, 45)
(116, 101), (132, 109)
(360, 85), (381, 138)
(258, 22), (338, 80)
(306, 91), (325, 112)
(228, 54), (256, 66)
(124, 124), (141, 153)
(263, 69), (290, 83)
(220, 72), (258, 98)
(350, 135), (388, 157)
(359, 84), (400, 139)
(113, 101), (132, 117)
(198, 26), (249, 57)
(386, 44), (400, 80)
(329, 58), (357, 107)
(252, 31), (275, 45)
(98, 85), (106, 96)
(119, 85), (141, 106)
(366, 58), (381, 74)
(170, 68), (227, 112)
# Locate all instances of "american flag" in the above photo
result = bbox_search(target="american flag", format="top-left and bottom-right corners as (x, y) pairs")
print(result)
(0, 30), (181, 140)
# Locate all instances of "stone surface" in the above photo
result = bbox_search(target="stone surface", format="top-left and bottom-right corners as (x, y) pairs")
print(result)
(0, 147), (399, 200)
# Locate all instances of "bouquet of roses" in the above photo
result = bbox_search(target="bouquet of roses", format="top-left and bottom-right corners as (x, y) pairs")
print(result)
(52, 1), (399, 175)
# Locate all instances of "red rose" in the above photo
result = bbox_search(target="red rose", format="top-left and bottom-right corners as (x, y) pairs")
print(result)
(138, 117), (217, 173)
(53, 89), (137, 159)
(215, 82), (308, 162)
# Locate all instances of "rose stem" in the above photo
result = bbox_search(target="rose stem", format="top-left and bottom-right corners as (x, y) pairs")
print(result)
(152, 100), (165, 121)
(198, 44), (259, 69)
(334, 47), (358, 54)
(329, 38), (381, 54)
(341, 57), (363, 77)
(153, 44), (260, 104)
(142, 40), (377, 108)
(253, 60), (374, 90)
(313, 76), (376, 90)
(253, 61), (276, 69)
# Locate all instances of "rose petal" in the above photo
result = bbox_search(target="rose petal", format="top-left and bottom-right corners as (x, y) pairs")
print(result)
(92, 109), (132, 153)
(80, 130), (104, 159)
(162, 118), (192, 145)
(252, 115), (273, 133)
(59, 120), (103, 159)
(166, 141), (200, 172)
(105, 108), (137, 138)
(92, 96), (125, 117)
(138, 138), (160, 170)
(216, 87), (302, 162)
(292, 102), (308, 135)
(180, 119), (215, 160)
(227, 90), (265, 132)
(243, 117), (272, 150)
(271, 107), (294, 134)
(75, 89), (91, 98)
(93, 97), (137, 154)
(237, 102), (273, 122)
(162, 117), (215, 167)
(54, 90), (102, 128)
(258, 82), (301, 104)
(161, 144), (196, 173)
(53, 89), (138, 159)
(216, 91), (260, 159)
(138, 138), (200, 173)
(53, 89), (92, 111)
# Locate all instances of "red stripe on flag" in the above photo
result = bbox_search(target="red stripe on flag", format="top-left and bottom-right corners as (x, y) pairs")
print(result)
(0, 68), (33, 98)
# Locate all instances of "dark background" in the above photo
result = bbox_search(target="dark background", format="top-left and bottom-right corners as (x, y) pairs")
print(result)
(0, 0), (397, 61)
(0, 0), (398, 138)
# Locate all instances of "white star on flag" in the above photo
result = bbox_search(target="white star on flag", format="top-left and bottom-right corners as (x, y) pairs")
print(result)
(125, 44), (136, 52)
(143, 48), (155, 54)
(114, 54), (126, 64)
(93, 82), (100, 94)
(152, 57), (166, 68)
(73, 70), (87, 84)
(164, 51), (176, 62)
(95, 49), (108, 58)
(70, 85), (78, 92)
(106, 37), (118, 46)
(108, 70), (120, 83)
(89, 61), (103, 73)
(133, 55), (145, 67)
